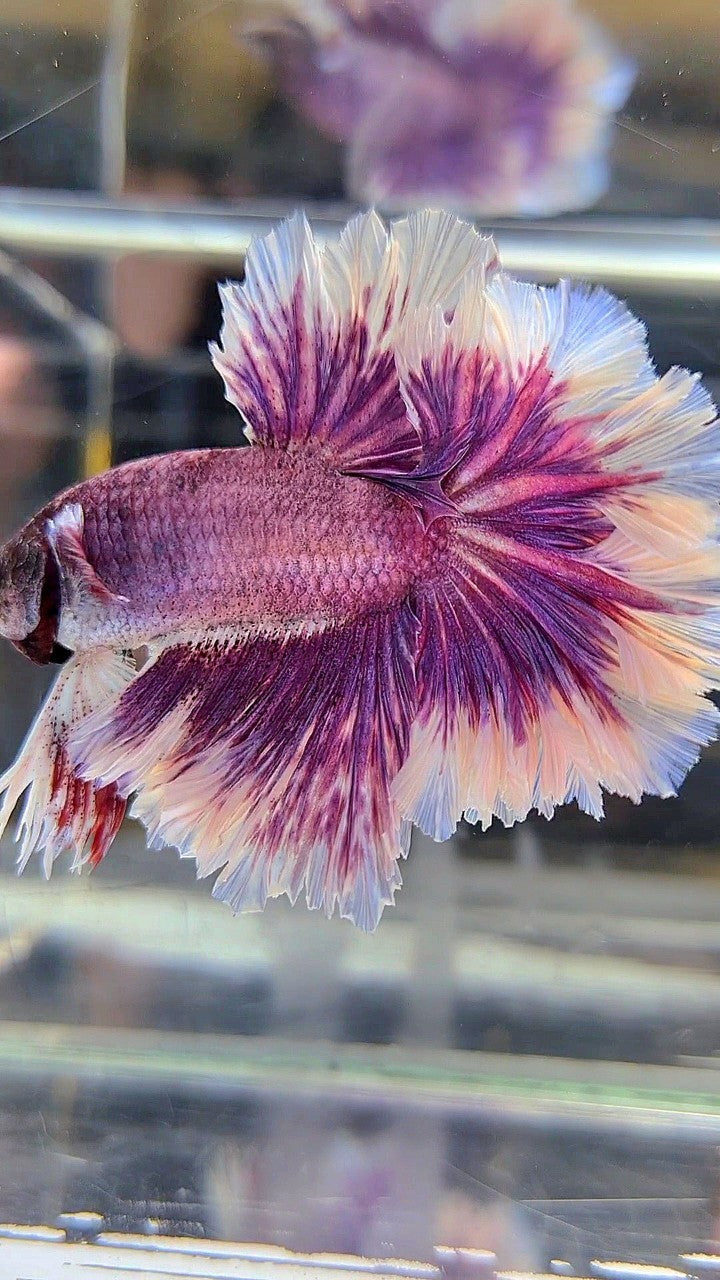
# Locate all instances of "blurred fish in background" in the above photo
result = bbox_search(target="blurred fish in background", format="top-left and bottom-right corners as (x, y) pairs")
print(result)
(242, 0), (634, 216)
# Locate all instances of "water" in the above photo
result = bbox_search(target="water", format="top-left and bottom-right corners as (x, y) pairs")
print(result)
(1, 815), (720, 1265)
(1, 0), (720, 1272)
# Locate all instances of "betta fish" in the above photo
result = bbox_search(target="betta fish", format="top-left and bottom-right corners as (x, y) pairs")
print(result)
(0, 209), (718, 930)
(243, 0), (634, 217)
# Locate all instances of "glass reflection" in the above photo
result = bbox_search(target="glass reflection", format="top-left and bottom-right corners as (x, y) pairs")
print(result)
(242, 0), (633, 215)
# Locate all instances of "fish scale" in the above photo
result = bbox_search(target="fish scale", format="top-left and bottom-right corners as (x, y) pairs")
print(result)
(37, 446), (430, 652)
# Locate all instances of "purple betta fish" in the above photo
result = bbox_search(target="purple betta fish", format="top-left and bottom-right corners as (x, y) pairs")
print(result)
(245, 0), (634, 216)
(0, 209), (719, 930)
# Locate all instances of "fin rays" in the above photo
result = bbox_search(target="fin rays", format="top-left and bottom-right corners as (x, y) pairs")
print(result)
(2, 210), (719, 929)
(0, 649), (134, 874)
(70, 609), (418, 931)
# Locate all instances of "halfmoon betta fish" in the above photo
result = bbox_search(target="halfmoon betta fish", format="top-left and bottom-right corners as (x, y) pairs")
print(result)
(0, 210), (719, 930)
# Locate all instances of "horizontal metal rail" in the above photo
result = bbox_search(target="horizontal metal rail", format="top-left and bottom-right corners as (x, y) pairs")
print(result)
(0, 1226), (445, 1279)
(1, 189), (720, 298)
(3, 1021), (720, 1141)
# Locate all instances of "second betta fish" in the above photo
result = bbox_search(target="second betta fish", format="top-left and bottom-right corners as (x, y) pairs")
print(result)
(0, 210), (719, 930)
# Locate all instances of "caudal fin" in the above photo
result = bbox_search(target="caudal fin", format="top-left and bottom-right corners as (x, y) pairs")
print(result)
(391, 264), (720, 836)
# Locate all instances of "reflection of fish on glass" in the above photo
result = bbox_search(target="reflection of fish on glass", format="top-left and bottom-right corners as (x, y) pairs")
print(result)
(242, 0), (634, 216)
(0, 210), (718, 929)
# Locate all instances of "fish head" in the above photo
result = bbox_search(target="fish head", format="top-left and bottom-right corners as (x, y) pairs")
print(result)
(0, 524), (71, 665)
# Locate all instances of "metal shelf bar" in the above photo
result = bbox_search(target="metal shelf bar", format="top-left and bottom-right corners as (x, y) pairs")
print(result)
(1, 189), (719, 298)
(2, 1021), (720, 1141)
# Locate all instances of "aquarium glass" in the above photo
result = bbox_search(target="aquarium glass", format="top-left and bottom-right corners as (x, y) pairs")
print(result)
(0, 0), (719, 1273)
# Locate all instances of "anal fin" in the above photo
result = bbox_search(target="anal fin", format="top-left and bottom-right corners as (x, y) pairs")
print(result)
(69, 608), (419, 931)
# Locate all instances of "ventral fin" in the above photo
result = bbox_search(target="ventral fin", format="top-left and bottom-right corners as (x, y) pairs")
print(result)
(0, 648), (135, 875)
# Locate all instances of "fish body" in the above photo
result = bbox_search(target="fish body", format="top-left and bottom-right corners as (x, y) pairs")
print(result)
(0, 209), (719, 929)
(2, 448), (428, 657)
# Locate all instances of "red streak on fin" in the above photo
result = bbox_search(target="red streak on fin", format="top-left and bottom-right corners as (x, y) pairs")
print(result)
(88, 785), (127, 867)
(51, 742), (127, 868)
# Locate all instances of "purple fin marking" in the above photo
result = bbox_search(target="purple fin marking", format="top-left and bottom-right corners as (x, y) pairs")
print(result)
(210, 210), (497, 512)
(70, 606), (419, 931)
(392, 269), (720, 837)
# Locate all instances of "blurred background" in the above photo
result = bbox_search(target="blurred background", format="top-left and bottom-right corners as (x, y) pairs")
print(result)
(1, 0), (720, 1272)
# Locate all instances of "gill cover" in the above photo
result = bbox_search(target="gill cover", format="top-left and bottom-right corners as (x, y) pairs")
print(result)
(14, 537), (72, 666)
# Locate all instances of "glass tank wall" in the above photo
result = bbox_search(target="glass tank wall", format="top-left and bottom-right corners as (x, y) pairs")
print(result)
(0, 0), (719, 1273)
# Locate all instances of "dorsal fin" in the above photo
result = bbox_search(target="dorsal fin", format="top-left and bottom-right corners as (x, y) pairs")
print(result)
(210, 209), (497, 520)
